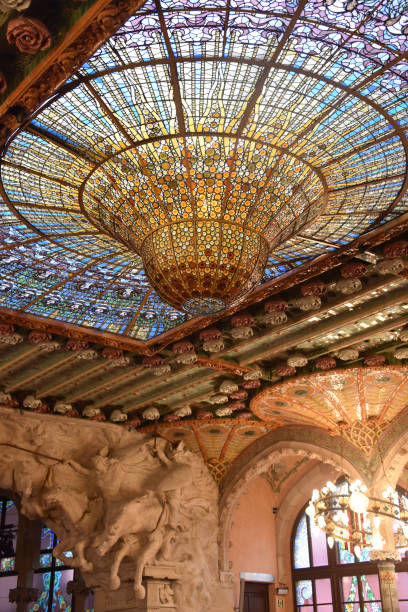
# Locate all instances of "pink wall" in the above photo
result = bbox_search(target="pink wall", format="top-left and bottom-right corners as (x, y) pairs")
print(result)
(229, 476), (277, 607)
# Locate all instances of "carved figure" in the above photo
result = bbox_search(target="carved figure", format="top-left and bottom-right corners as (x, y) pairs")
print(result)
(219, 380), (238, 394)
(82, 406), (102, 419)
(54, 401), (73, 414)
(0, 412), (225, 611)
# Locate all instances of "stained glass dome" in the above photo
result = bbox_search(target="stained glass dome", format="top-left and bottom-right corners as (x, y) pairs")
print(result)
(0, 0), (407, 333)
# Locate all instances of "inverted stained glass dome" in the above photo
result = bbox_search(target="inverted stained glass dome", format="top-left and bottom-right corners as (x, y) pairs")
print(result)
(0, 0), (407, 335)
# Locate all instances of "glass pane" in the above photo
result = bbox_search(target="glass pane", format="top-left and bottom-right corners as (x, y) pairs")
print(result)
(0, 500), (18, 572)
(338, 541), (356, 565)
(316, 607), (334, 611)
(0, 574), (17, 612)
(30, 572), (52, 611)
(342, 575), (359, 603)
(51, 569), (73, 611)
(40, 526), (55, 552)
(296, 580), (313, 605)
(315, 579), (332, 604)
(400, 603), (408, 612)
(362, 574), (381, 602)
(294, 514), (310, 569)
(397, 572), (408, 600)
(311, 522), (328, 567)
(39, 553), (53, 568)
(338, 540), (372, 564)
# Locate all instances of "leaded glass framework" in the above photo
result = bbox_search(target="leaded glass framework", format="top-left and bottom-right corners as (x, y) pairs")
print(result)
(0, 0), (407, 337)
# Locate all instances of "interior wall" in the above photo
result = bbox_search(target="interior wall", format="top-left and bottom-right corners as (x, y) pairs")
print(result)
(229, 475), (277, 609)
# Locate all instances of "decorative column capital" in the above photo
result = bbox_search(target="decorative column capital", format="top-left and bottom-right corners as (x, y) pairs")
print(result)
(9, 587), (38, 603)
(369, 549), (401, 563)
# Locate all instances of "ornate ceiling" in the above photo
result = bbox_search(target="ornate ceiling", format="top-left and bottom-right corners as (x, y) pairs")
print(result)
(0, 0), (407, 341)
(0, 0), (407, 485)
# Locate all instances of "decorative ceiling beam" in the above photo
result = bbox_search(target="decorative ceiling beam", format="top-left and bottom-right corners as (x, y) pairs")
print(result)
(6, 353), (78, 393)
(214, 275), (403, 360)
(0, 344), (40, 377)
(239, 284), (408, 364)
(105, 369), (216, 412)
(307, 312), (408, 360)
(66, 365), (144, 403)
(0, 307), (152, 354)
(37, 361), (111, 397)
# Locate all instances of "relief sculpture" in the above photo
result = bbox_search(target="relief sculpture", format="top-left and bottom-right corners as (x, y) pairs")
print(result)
(0, 408), (230, 611)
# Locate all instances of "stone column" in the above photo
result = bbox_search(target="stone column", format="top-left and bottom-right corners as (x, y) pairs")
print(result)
(370, 550), (401, 612)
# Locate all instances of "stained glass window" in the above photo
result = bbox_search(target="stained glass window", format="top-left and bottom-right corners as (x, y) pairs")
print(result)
(292, 505), (382, 612)
(29, 526), (74, 612)
(0, 497), (18, 612)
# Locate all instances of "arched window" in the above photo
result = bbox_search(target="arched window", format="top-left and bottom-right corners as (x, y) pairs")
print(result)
(292, 506), (382, 611)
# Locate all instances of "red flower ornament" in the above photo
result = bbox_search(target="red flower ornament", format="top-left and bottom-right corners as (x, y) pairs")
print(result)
(7, 17), (51, 54)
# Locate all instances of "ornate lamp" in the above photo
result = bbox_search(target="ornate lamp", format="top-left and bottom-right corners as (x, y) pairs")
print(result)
(306, 480), (408, 554)
(81, 137), (325, 314)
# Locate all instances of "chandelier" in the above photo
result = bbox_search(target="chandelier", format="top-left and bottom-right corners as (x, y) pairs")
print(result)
(306, 479), (408, 554)
(81, 136), (325, 315)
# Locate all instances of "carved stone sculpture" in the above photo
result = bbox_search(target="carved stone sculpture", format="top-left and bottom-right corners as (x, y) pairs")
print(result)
(376, 257), (405, 275)
(110, 409), (128, 422)
(219, 380), (238, 394)
(335, 278), (362, 295)
(142, 407), (160, 420)
(290, 295), (322, 311)
(174, 406), (191, 418)
(0, 408), (232, 612)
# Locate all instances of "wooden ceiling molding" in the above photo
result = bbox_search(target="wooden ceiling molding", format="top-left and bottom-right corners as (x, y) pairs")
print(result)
(0, 0), (147, 140)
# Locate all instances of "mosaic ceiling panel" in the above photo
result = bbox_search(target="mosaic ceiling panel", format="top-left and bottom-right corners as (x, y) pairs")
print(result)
(252, 365), (408, 434)
(0, 0), (407, 339)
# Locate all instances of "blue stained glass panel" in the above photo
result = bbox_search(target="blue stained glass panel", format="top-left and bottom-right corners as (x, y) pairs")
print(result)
(294, 514), (310, 569)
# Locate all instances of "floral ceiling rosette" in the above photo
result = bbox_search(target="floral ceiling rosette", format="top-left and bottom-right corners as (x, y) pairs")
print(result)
(0, 0), (407, 338)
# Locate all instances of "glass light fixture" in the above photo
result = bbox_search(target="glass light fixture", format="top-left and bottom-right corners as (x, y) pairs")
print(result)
(81, 138), (325, 314)
(307, 479), (408, 552)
